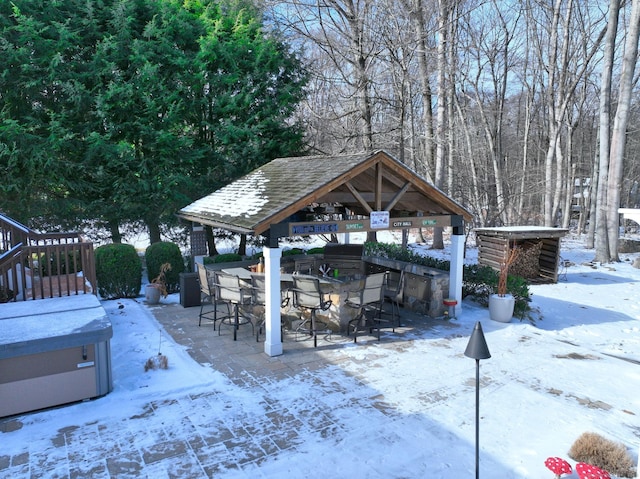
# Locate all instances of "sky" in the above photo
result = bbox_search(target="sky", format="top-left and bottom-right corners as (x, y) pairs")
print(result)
(1, 233), (639, 478)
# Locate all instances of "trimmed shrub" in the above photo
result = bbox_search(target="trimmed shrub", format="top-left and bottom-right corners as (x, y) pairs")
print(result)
(212, 253), (243, 264)
(283, 248), (305, 256)
(461, 263), (497, 301)
(95, 244), (142, 299)
(504, 275), (531, 317)
(145, 242), (185, 294)
(464, 264), (531, 315)
(307, 247), (325, 255)
(364, 241), (450, 270)
(568, 432), (636, 478)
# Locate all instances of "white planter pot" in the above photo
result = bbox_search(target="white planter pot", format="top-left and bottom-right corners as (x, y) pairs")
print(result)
(145, 284), (162, 305)
(489, 294), (515, 323)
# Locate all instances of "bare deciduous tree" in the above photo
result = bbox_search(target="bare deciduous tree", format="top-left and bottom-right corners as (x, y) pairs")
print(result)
(264, 0), (639, 247)
(593, 0), (621, 258)
(602, 0), (640, 261)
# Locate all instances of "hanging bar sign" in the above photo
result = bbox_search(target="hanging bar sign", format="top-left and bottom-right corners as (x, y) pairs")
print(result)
(285, 214), (456, 236)
(345, 222), (365, 230)
(291, 223), (339, 235)
(393, 220), (413, 228)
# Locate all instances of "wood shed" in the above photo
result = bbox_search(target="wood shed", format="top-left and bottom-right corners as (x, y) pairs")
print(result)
(474, 227), (568, 284)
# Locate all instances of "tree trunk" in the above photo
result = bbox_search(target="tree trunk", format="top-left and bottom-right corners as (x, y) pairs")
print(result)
(517, 89), (533, 222)
(585, 159), (598, 245)
(552, 1), (575, 227)
(594, 0), (620, 261)
(147, 221), (161, 244)
(205, 225), (218, 256)
(432, 0), (449, 250)
(543, 0), (561, 226)
(402, 0), (435, 240)
(108, 219), (122, 243)
(606, 0), (640, 260)
(544, 0), (573, 227)
(238, 234), (247, 257)
(454, 96), (483, 226)
(408, 0), (435, 179)
(562, 159), (575, 229)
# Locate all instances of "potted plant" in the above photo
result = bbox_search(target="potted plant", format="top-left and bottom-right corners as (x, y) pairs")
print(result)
(145, 262), (171, 305)
(488, 245), (519, 323)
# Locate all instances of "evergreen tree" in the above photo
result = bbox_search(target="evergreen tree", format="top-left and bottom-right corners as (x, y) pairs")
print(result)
(0, 0), (307, 241)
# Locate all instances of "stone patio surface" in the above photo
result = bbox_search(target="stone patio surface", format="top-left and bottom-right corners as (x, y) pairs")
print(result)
(0, 300), (443, 478)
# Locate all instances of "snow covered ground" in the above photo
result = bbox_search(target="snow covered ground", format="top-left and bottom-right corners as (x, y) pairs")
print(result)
(1, 233), (639, 478)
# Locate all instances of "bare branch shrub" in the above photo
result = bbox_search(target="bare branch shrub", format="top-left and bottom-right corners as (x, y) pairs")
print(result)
(568, 431), (636, 478)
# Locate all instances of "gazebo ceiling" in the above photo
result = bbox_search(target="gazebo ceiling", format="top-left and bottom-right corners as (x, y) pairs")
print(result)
(178, 150), (473, 236)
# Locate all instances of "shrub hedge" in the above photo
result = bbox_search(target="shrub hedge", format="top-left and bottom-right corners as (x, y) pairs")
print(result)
(145, 242), (185, 294)
(282, 248), (306, 256)
(95, 243), (142, 299)
(211, 253), (243, 263)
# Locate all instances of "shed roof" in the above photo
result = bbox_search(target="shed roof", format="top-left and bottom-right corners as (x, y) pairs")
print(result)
(178, 150), (473, 236)
(474, 226), (569, 240)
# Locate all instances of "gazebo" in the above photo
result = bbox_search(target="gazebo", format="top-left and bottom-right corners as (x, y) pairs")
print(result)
(178, 150), (473, 356)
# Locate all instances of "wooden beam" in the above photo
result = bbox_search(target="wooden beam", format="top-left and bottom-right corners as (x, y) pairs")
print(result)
(385, 182), (411, 212)
(376, 163), (382, 211)
(345, 181), (373, 213)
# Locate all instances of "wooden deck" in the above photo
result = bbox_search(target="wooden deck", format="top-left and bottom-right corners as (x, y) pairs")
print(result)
(1, 213), (96, 302)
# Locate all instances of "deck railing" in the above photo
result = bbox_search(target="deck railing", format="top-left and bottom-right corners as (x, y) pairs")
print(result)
(0, 214), (96, 301)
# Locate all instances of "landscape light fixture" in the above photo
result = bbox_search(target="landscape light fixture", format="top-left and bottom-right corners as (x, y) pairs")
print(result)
(464, 321), (491, 479)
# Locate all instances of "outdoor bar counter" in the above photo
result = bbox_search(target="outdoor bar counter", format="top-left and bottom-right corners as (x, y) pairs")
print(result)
(0, 294), (113, 417)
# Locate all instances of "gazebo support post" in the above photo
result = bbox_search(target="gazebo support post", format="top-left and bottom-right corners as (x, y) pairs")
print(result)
(263, 245), (283, 357)
(449, 221), (465, 318)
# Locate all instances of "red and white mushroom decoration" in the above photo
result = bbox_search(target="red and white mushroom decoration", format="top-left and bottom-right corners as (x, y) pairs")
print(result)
(544, 457), (572, 478)
(576, 462), (611, 479)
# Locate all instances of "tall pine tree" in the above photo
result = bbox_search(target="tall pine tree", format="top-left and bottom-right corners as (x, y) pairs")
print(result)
(0, 0), (308, 241)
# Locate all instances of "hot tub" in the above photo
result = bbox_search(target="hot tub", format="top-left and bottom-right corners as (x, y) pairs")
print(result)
(0, 295), (113, 417)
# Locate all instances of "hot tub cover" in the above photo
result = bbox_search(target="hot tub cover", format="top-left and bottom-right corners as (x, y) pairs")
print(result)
(0, 295), (112, 359)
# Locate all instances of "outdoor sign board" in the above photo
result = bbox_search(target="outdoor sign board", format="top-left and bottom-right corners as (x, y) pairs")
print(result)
(370, 211), (390, 229)
(286, 214), (458, 237)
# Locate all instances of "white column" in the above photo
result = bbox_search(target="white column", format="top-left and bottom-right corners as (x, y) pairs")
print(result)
(449, 233), (465, 317)
(263, 246), (283, 356)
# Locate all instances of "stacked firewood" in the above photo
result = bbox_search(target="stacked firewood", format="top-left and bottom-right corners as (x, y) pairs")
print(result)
(509, 241), (543, 279)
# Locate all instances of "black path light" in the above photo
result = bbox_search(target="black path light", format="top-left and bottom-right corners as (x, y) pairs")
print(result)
(464, 321), (491, 479)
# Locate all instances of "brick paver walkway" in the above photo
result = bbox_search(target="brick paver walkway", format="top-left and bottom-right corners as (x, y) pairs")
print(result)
(0, 300), (448, 478)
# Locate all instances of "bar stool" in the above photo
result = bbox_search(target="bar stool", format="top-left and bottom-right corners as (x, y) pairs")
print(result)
(443, 298), (458, 319)
(214, 272), (254, 341)
(291, 276), (332, 347)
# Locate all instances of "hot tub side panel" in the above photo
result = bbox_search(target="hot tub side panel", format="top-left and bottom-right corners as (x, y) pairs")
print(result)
(0, 341), (112, 417)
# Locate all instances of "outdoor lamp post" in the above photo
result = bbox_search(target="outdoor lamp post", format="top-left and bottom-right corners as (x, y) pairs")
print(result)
(464, 321), (491, 479)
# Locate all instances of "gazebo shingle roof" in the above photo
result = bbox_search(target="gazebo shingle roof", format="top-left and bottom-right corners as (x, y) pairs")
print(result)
(178, 150), (472, 235)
